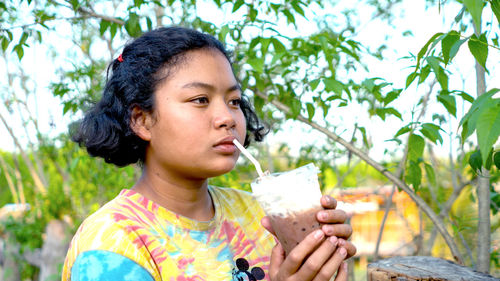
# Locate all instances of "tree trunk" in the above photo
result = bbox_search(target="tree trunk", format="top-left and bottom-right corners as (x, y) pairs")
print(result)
(473, 20), (490, 273)
(368, 256), (498, 281)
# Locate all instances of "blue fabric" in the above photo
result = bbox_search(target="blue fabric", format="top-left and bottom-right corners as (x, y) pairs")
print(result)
(71, 250), (154, 281)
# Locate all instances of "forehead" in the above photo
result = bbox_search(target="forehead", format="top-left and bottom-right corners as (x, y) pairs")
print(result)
(155, 48), (235, 87)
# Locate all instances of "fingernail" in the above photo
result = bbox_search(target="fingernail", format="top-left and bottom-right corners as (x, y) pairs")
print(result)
(319, 211), (328, 220)
(343, 261), (348, 270)
(340, 247), (347, 257)
(328, 236), (338, 245)
(338, 238), (345, 247)
(314, 230), (324, 240)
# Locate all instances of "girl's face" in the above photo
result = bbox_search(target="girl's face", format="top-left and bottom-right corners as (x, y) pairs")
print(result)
(137, 49), (246, 180)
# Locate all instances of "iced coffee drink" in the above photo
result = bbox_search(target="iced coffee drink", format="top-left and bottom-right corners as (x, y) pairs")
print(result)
(251, 163), (323, 255)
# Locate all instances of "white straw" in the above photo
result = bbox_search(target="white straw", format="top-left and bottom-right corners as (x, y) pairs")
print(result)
(233, 139), (265, 178)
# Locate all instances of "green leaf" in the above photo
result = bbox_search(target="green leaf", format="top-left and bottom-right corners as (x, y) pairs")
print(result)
(476, 99), (500, 165)
(309, 79), (320, 91)
(420, 123), (443, 144)
(99, 20), (110, 36)
(394, 126), (411, 138)
(491, 0), (500, 25)
(463, 0), (484, 31)
(306, 103), (315, 121)
(418, 64), (431, 84)
(291, 1), (305, 17)
(494, 151), (500, 169)
(456, 91), (474, 103)
(69, 0), (80, 10)
(449, 38), (467, 61)
(1, 37), (10, 52)
(455, 6), (466, 23)
(459, 89), (500, 142)
(358, 126), (369, 147)
(424, 162), (437, 187)
(247, 57), (264, 73)
(426, 56), (448, 90)
(110, 23), (118, 39)
(384, 89), (401, 106)
(408, 134), (425, 162)
(468, 33), (488, 70)
(437, 94), (456, 116)
(282, 9), (296, 25)
(406, 72), (417, 88)
(406, 160), (422, 191)
(232, 0), (245, 12)
(415, 32), (444, 70)
(469, 149), (482, 172)
(442, 31), (460, 64)
(14, 45), (24, 59)
(485, 149), (493, 170)
(125, 13), (141, 37)
(323, 78), (344, 95)
(271, 38), (286, 54)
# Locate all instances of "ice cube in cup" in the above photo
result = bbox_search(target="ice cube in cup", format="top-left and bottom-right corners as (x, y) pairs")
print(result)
(251, 163), (323, 255)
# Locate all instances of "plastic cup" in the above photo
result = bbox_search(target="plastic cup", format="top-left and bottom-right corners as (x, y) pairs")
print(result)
(251, 163), (323, 255)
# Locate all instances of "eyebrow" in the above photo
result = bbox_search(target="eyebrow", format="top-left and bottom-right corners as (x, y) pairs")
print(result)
(181, 82), (241, 93)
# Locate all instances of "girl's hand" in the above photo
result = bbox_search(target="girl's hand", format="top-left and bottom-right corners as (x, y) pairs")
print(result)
(317, 195), (356, 258)
(267, 229), (348, 281)
(261, 195), (356, 259)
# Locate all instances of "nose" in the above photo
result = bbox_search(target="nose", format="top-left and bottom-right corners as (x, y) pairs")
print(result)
(213, 101), (236, 129)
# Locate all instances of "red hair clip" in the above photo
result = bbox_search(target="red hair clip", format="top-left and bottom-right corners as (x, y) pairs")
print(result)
(117, 54), (124, 62)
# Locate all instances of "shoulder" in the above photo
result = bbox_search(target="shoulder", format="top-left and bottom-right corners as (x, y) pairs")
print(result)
(63, 190), (161, 280)
(68, 250), (155, 281)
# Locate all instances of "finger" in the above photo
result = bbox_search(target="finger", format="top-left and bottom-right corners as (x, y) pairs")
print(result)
(269, 242), (286, 280)
(317, 209), (347, 224)
(261, 216), (276, 236)
(320, 195), (337, 209)
(321, 224), (352, 239)
(334, 262), (348, 281)
(338, 239), (356, 259)
(311, 247), (347, 281)
(280, 229), (326, 276)
(295, 236), (339, 281)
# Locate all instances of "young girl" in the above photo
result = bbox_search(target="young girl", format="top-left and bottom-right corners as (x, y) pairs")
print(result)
(63, 26), (355, 281)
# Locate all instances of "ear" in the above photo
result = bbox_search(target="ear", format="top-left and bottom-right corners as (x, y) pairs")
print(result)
(130, 106), (153, 141)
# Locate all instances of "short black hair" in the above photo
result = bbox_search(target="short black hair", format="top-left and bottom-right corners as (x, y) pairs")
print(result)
(72, 26), (267, 167)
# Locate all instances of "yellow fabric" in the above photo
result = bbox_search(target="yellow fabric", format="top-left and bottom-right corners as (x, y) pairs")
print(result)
(62, 186), (274, 281)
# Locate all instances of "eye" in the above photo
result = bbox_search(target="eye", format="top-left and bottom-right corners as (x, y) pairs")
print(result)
(191, 96), (209, 104)
(229, 98), (242, 107)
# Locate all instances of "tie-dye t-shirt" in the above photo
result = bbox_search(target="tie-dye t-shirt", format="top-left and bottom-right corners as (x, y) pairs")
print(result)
(62, 186), (275, 281)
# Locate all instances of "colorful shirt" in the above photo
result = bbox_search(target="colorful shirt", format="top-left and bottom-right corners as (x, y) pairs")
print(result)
(62, 186), (275, 281)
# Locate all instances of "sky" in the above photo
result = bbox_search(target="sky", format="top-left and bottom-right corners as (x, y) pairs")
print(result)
(0, 0), (498, 164)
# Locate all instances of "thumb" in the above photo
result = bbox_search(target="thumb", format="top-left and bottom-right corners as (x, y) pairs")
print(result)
(261, 216), (276, 236)
(269, 242), (285, 279)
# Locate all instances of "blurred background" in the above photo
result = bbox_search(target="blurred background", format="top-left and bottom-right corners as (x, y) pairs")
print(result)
(0, 0), (499, 280)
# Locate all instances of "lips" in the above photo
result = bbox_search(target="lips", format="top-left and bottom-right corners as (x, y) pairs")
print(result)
(213, 136), (238, 154)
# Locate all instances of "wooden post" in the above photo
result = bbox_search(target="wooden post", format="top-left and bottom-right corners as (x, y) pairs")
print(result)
(368, 256), (499, 281)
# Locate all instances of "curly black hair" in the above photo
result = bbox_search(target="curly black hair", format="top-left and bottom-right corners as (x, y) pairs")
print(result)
(72, 26), (267, 167)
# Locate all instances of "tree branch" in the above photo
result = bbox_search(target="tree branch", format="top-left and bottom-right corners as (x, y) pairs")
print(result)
(253, 90), (465, 264)
(0, 112), (46, 194)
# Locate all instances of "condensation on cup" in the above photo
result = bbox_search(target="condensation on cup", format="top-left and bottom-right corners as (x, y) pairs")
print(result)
(251, 163), (323, 255)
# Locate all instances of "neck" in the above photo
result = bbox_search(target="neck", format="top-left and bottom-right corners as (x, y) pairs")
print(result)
(132, 166), (214, 222)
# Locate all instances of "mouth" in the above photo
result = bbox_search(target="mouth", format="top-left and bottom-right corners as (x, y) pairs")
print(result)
(213, 136), (238, 154)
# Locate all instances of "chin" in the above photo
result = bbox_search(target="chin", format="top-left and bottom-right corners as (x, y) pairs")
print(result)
(208, 160), (237, 177)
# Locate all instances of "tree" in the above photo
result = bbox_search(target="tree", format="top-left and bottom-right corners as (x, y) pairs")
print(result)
(0, 0), (498, 278)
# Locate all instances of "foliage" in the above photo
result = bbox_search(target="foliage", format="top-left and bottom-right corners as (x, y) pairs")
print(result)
(0, 0), (499, 278)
